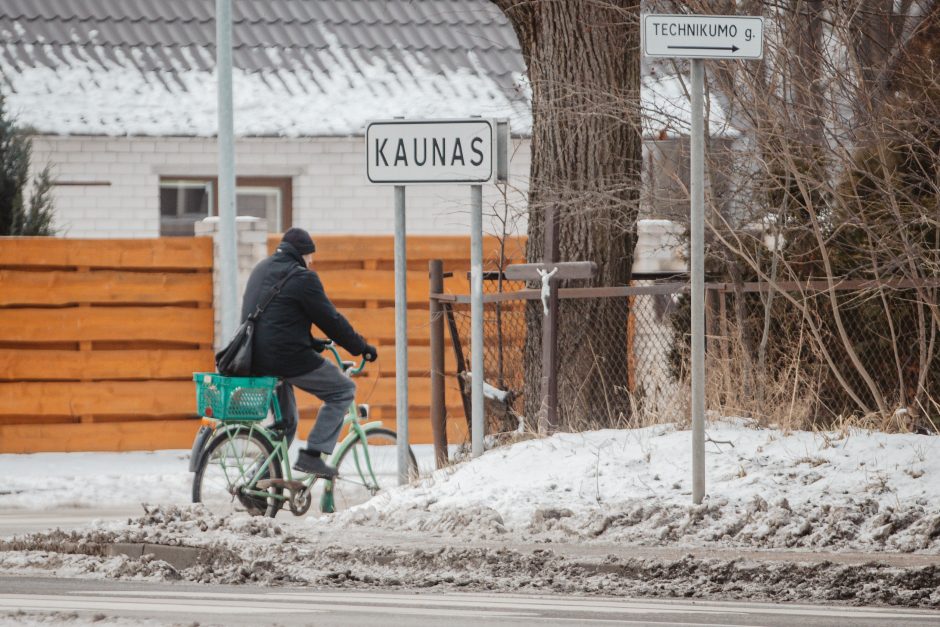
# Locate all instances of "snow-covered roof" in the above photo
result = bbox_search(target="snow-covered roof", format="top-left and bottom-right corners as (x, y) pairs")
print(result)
(0, 0), (734, 139)
(0, 0), (531, 137)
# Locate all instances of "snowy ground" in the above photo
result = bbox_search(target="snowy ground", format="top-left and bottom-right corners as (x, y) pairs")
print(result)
(0, 444), (441, 512)
(2, 420), (938, 552)
(1, 420), (939, 607)
(321, 419), (940, 553)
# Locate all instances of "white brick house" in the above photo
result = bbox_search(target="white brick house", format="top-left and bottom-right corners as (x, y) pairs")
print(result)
(3, 0), (532, 239)
(30, 135), (531, 239)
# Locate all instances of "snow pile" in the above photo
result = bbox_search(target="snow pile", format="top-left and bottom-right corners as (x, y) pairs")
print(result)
(321, 420), (940, 553)
(3, 505), (939, 607)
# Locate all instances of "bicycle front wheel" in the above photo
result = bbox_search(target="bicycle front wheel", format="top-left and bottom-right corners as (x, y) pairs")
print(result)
(327, 428), (417, 512)
(192, 426), (283, 518)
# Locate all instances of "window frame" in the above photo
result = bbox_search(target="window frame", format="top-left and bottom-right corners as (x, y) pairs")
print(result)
(158, 175), (293, 235)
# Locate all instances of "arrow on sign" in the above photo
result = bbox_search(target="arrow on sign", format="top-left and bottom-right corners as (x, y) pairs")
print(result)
(667, 45), (740, 52)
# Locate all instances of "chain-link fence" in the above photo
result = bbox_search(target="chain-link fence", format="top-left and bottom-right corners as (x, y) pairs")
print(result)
(441, 276), (690, 435)
(434, 274), (940, 436)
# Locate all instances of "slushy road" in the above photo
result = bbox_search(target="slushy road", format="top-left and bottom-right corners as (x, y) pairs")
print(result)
(1, 576), (938, 627)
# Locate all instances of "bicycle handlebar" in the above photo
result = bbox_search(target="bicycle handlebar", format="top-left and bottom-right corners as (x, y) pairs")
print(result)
(313, 337), (369, 374)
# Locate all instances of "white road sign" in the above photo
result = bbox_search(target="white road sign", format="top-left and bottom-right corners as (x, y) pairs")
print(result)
(366, 119), (494, 184)
(643, 14), (764, 60)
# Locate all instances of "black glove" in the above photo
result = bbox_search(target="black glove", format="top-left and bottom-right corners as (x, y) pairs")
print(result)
(362, 344), (378, 362)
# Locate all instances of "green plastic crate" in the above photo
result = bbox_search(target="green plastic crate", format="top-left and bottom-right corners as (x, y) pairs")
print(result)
(194, 372), (278, 421)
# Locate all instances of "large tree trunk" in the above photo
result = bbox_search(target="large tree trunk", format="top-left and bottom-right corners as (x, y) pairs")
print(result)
(493, 1), (642, 429)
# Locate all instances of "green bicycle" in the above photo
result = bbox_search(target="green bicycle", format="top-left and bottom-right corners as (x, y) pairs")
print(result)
(189, 340), (418, 518)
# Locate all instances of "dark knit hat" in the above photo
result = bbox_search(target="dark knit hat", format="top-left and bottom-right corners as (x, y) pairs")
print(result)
(281, 227), (316, 255)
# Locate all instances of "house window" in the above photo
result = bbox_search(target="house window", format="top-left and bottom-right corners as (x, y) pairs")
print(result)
(236, 186), (282, 232)
(159, 177), (292, 236)
(160, 180), (212, 237)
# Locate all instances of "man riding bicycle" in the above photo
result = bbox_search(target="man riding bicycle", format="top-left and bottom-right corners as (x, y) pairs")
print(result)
(241, 227), (377, 479)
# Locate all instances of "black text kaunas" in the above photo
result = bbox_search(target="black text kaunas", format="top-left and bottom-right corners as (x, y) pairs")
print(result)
(374, 136), (486, 168)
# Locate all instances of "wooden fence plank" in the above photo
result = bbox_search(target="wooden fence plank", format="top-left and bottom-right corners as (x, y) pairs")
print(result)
(0, 270), (212, 306)
(0, 349), (214, 381)
(305, 345), (455, 377)
(0, 419), (202, 453)
(0, 237), (213, 270)
(294, 416), (468, 448)
(0, 414), (468, 453)
(268, 234), (527, 263)
(0, 377), (462, 420)
(341, 308), (430, 343)
(0, 307), (213, 344)
(0, 381), (196, 417)
(374, 345), (457, 376)
(293, 376), (463, 409)
(320, 269), (471, 304)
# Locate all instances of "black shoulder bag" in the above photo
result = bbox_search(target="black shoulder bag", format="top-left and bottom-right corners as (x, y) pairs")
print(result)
(215, 267), (300, 376)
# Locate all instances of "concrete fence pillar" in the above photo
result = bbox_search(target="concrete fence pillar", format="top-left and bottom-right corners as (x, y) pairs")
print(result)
(195, 216), (269, 351)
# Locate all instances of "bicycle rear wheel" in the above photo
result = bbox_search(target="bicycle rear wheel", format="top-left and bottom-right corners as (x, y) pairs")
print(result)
(192, 426), (283, 518)
(324, 428), (417, 512)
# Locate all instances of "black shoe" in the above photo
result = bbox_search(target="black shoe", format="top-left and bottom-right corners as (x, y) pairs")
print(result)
(293, 449), (338, 479)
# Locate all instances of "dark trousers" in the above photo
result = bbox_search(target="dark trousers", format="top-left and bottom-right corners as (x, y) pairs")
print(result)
(275, 360), (356, 454)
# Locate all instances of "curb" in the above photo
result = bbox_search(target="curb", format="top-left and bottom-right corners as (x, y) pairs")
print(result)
(105, 543), (205, 570)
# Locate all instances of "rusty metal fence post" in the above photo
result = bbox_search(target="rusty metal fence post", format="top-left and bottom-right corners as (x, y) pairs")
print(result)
(429, 259), (448, 469)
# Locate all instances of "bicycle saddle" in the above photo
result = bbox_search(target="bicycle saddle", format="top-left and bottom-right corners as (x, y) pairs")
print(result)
(311, 336), (333, 352)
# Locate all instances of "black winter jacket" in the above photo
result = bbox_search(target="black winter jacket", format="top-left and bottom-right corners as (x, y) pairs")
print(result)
(241, 242), (368, 377)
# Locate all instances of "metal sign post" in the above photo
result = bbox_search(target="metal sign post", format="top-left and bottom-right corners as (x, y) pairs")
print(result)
(470, 184), (484, 457)
(393, 185), (409, 484)
(215, 0), (238, 344)
(642, 14), (763, 505)
(366, 118), (506, 471)
(689, 58), (706, 504)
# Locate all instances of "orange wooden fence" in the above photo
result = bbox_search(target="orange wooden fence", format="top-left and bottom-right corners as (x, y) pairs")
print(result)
(268, 235), (526, 447)
(0, 234), (524, 453)
(0, 237), (214, 453)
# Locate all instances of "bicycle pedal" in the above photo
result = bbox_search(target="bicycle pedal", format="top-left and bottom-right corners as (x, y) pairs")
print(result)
(256, 478), (306, 491)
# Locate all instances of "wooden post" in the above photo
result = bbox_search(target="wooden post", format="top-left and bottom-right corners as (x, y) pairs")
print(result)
(541, 205), (560, 433)
(429, 260), (448, 469)
(718, 286), (730, 404)
(443, 302), (473, 437)
(505, 258), (595, 435)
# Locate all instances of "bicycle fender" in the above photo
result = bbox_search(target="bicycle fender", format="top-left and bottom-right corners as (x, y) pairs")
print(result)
(357, 420), (385, 433)
(187, 425), (213, 472)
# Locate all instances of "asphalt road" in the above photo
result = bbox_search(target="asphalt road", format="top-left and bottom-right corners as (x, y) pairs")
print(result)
(2, 575), (939, 627)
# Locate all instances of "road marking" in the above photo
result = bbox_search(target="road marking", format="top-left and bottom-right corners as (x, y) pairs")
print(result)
(63, 589), (940, 621)
(5, 593), (534, 620)
(69, 589), (744, 616)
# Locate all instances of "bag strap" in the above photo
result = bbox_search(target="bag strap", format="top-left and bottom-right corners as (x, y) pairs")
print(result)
(248, 266), (302, 322)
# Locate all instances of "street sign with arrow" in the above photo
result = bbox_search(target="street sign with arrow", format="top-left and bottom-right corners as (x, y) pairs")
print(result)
(642, 13), (764, 507)
(642, 14), (764, 60)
